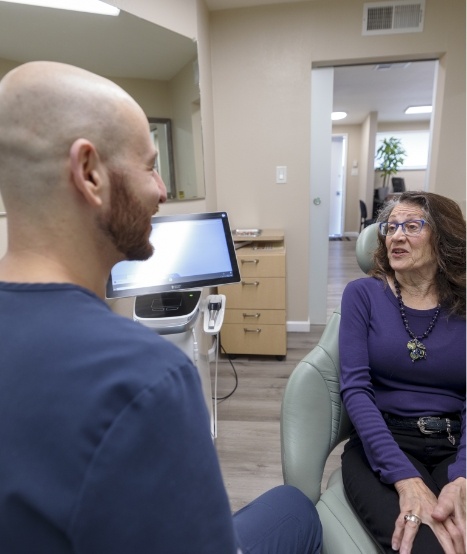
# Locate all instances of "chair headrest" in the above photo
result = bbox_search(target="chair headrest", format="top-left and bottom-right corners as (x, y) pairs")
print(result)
(355, 222), (379, 274)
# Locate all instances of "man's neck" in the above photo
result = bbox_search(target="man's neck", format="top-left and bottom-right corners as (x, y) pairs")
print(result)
(0, 250), (109, 299)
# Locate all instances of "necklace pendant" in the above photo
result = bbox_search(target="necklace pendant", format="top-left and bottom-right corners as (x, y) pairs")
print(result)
(407, 339), (427, 362)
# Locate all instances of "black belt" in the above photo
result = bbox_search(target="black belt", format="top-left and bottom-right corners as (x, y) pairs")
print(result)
(383, 412), (461, 438)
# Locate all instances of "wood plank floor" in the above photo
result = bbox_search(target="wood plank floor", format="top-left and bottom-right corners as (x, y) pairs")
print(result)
(214, 238), (364, 512)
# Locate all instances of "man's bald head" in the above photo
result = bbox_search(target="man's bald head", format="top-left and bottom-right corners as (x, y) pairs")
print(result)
(0, 61), (148, 211)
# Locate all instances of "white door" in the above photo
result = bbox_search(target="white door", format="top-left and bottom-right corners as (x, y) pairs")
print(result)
(329, 135), (346, 236)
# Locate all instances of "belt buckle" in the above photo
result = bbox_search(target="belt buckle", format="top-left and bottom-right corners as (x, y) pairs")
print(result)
(417, 416), (439, 434)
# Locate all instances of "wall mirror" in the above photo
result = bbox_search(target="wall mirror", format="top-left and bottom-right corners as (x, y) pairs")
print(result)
(0, 3), (205, 202)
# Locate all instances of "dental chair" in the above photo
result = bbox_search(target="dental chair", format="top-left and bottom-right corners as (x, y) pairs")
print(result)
(280, 223), (384, 553)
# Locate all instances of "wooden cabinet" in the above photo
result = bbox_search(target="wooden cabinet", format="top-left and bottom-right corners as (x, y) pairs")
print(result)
(221, 230), (286, 357)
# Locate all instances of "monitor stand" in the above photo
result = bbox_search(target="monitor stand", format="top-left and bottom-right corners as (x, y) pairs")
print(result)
(134, 290), (202, 335)
(133, 290), (214, 435)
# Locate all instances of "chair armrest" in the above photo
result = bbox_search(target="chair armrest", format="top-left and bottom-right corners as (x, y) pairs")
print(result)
(281, 356), (334, 503)
(317, 469), (384, 554)
(280, 307), (352, 503)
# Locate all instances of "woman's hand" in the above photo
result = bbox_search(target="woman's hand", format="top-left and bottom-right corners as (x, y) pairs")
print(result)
(391, 477), (463, 554)
(431, 477), (466, 553)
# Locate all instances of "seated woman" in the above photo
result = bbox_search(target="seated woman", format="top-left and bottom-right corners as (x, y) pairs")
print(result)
(339, 192), (465, 554)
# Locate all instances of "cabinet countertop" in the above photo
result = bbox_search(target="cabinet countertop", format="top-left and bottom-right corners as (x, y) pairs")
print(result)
(232, 229), (284, 242)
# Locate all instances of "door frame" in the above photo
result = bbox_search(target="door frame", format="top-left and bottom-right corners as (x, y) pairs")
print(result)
(309, 56), (438, 325)
(329, 133), (348, 237)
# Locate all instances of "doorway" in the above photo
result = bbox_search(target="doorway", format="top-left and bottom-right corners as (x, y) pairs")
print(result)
(309, 59), (437, 325)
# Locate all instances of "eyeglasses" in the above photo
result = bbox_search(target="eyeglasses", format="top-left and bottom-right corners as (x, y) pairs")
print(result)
(379, 219), (427, 237)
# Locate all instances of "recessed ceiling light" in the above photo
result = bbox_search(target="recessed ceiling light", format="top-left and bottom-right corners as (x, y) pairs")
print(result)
(404, 105), (432, 115)
(331, 111), (347, 121)
(0, 0), (120, 15)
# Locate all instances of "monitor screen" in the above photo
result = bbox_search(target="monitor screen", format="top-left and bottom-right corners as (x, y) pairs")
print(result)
(106, 211), (241, 299)
(392, 177), (406, 193)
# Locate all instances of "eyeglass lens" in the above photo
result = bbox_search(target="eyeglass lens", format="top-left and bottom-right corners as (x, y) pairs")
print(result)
(380, 220), (424, 236)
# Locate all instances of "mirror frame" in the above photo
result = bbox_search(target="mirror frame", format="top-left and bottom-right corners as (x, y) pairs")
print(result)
(148, 117), (177, 200)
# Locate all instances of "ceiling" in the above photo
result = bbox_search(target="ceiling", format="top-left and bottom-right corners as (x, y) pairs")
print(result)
(0, 2), (196, 80)
(0, 1), (435, 124)
(205, 0), (311, 8)
(333, 60), (436, 125)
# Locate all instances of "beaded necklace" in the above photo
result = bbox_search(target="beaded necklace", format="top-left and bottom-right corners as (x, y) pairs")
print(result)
(393, 277), (440, 363)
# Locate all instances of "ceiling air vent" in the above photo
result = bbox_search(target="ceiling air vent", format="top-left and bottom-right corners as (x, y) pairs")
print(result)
(363, 0), (425, 35)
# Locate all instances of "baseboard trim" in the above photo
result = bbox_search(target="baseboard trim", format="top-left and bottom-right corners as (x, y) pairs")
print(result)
(287, 320), (310, 333)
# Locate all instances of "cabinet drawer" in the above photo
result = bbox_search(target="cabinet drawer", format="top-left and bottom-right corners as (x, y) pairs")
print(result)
(223, 309), (285, 325)
(221, 323), (287, 356)
(236, 253), (285, 278)
(223, 278), (285, 309)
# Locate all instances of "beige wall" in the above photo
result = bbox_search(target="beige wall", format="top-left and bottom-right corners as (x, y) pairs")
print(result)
(332, 124), (362, 232)
(111, 76), (172, 116)
(208, 0), (465, 325)
(169, 58), (202, 200)
(112, 0), (198, 39)
(0, 60), (173, 118)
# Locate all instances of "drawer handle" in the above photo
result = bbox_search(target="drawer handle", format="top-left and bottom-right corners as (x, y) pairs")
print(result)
(241, 281), (259, 286)
(244, 328), (262, 333)
(243, 313), (261, 319)
(241, 259), (259, 265)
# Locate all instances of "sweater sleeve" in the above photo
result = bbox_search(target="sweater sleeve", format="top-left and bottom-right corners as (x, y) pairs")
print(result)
(339, 279), (422, 484)
(70, 360), (238, 554)
(448, 401), (466, 481)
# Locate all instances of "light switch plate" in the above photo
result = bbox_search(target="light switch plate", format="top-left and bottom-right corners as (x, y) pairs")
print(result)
(276, 166), (287, 184)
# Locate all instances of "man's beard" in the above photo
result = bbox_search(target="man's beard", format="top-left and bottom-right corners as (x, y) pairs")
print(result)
(100, 170), (155, 261)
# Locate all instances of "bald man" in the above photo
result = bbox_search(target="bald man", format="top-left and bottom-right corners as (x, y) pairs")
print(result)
(0, 62), (322, 554)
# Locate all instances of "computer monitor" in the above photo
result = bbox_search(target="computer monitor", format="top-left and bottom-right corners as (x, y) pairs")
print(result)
(392, 177), (406, 193)
(106, 211), (241, 299)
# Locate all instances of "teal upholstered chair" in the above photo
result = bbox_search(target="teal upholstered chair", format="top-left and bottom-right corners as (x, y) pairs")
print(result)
(280, 223), (384, 554)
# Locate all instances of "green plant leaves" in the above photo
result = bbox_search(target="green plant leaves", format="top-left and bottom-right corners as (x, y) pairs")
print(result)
(375, 137), (407, 187)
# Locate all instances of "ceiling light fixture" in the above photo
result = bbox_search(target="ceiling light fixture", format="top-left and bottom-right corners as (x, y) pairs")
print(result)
(331, 111), (347, 121)
(0, 0), (120, 15)
(404, 105), (432, 115)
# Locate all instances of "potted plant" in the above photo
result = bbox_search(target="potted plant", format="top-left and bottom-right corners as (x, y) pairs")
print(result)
(375, 137), (407, 189)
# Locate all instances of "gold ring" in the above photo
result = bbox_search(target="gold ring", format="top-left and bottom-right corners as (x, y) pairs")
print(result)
(404, 513), (421, 526)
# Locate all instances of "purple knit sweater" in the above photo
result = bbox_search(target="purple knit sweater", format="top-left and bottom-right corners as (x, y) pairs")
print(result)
(339, 277), (466, 484)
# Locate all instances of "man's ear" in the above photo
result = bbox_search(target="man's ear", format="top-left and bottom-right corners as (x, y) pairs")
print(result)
(69, 138), (106, 207)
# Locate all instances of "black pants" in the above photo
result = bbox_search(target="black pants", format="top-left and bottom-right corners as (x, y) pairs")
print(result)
(342, 426), (459, 554)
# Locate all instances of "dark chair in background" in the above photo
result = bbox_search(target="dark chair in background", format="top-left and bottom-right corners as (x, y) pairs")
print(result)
(391, 177), (406, 192)
(372, 187), (389, 218)
(359, 200), (375, 232)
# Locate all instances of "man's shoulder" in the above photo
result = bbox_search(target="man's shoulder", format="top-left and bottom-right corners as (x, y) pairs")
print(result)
(0, 282), (194, 388)
(76, 299), (193, 376)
